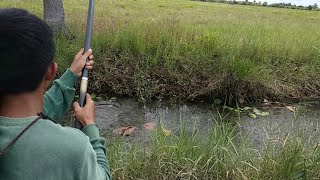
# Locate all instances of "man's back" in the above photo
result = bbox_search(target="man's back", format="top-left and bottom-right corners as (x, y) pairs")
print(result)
(0, 116), (110, 180)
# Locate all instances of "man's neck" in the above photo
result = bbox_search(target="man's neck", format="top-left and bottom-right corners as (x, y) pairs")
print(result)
(0, 91), (43, 118)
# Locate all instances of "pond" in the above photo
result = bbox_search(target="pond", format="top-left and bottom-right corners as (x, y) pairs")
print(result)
(93, 98), (320, 148)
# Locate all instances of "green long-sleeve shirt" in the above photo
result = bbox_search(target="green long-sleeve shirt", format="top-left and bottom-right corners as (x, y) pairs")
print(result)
(0, 69), (111, 180)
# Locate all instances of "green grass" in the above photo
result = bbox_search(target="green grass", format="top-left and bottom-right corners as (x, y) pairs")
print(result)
(1, 0), (320, 103)
(107, 121), (320, 179)
(2, 2), (320, 178)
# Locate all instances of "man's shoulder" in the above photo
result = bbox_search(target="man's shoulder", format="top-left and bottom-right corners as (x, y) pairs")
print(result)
(33, 119), (90, 156)
(36, 119), (86, 137)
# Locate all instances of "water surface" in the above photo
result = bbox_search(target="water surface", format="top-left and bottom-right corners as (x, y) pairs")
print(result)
(94, 98), (320, 147)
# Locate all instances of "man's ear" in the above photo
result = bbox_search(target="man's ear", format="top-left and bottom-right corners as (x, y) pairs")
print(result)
(45, 62), (58, 81)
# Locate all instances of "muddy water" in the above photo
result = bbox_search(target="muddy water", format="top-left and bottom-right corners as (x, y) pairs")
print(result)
(94, 98), (320, 147)
(239, 107), (320, 148)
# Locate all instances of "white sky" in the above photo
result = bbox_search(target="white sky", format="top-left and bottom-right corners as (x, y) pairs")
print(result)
(261, 0), (320, 6)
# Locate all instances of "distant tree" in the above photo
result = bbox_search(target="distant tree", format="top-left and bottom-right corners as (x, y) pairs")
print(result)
(194, 0), (318, 11)
(43, 0), (68, 34)
(313, 3), (318, 9)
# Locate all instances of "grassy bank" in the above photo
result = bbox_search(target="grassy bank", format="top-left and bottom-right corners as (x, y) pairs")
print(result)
(1, 0), (320, 103)
(107, 121), (320, 179)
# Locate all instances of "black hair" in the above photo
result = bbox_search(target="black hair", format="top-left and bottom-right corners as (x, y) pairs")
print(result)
(0, 8), (55, 95)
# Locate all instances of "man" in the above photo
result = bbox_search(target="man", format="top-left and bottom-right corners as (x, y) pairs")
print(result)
(0, 8), (111, 180)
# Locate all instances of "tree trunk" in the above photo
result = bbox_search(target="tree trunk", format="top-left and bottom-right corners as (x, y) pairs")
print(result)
(43, 0), (66, 33)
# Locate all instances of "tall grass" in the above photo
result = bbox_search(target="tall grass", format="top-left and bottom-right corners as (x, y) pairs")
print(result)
(108, 121), (320, 179)
(2, 0), (320, 102)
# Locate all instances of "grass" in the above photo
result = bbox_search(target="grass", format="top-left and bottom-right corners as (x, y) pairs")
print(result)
(1, 0), (320, 103)
(2, 1), (320, 178)
(107, 120), (320, 179)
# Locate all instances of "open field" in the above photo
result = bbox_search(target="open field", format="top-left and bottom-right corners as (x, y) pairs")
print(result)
(1, 0), (320, 103)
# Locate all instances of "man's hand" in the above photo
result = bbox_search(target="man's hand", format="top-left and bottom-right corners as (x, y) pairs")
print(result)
(73, 94), (96, 127)
(70, 48), (94, 77)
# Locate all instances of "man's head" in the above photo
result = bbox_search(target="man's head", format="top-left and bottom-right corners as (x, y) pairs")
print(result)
(0, 8), (57, 96)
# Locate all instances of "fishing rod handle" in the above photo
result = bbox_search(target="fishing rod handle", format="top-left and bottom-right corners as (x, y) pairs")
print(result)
(75, 69), (88, 128)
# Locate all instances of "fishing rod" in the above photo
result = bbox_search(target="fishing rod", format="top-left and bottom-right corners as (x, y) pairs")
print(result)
(75, 0), (95, 129)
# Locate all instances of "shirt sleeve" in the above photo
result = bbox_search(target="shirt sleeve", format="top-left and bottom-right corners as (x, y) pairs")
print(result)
(74, 124), (111, 180)
(43, 69), (79, 122)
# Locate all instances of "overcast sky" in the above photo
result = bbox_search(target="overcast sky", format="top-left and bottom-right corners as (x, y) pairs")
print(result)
(262, 0), (320, 6)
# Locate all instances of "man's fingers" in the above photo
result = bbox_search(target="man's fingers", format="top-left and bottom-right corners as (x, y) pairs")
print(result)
(89, 55), (94, 60)
(85, 66), (93, 70)
(82, 49), (92, 60)
(86, 60), (94, 66)
(75, 48), (84, 60)
(73, 102), (81, 110)
(86, 93), (94, 104)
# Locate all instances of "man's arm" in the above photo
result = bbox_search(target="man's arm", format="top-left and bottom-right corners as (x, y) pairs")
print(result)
(75, 125), (111, 180)
(73, 94), (111, 179)
(43, 49), (94, 122)
(43, 69), (78, 121)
